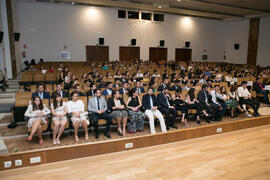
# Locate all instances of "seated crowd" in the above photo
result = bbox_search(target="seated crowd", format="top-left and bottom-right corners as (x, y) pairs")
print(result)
(23, 61), (270, 146)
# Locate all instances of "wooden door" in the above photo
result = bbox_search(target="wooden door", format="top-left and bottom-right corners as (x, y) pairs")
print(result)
(85, 45), (109, 62)
(149, 47), (167, 63)
(119, 46), (140, 62)
(175, 48), (192, 62)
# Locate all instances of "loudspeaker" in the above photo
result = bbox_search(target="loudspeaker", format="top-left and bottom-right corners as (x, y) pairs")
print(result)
(14, 33), (20, 42)
(185, 41), (190, 48)
(234, 44), (239, 50)
(0, 31), (3, 43)
(131, 39), (136, 46)
(160, 40), (165, 47)
(99, 38), (104, 45)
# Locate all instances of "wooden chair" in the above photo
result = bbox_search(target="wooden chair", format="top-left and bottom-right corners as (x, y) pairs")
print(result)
(33, 73), (45, 83)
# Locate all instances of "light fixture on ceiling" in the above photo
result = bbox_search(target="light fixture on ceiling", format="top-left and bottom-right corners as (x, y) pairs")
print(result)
(158, 5), (162, 8)
(71, 2), (75, 5)
(177, 0), (182, 2)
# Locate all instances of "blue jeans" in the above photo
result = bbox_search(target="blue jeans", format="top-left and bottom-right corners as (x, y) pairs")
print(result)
(257, 90), (269, 102)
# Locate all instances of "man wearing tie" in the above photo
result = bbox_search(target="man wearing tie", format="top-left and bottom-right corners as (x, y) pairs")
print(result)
(86, 83), (96, 97)
(253, 78), (269, 103)
(88, 89), (112, 139)
(158, 78), (169, 92)
(51, 83), (68, 98)
(135, 81), (144, 94)
(157, 86), (178, 130)
(119, 82), (130, 95)
(32, 84), (50, 100)
(142, 87), (166, 134)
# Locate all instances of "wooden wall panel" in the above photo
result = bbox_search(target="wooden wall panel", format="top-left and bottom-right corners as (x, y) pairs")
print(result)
(247, 18), (260, 66)
(175, 48), (192, 62)
(149, 47), (167, 63)
(119, 46), (140, 61)
(85, 45), (109, 62)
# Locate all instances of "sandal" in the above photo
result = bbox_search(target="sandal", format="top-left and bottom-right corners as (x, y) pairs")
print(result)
(56, 139), (61, 145)
(74, 136), (79, 142)
(52, 139), (57, 145)
(39, 139), (44, 146)
(27, 135), (33, 142)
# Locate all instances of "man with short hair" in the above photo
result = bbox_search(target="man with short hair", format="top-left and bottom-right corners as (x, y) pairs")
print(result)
(210, 85), (226, 121)
(86, 83), (96, 96)
(142, 87), (166, 134)
(238, 81), (260, 117)
(32, 84), (50, 99)
(102, 82), (113, 95)
(51, 83), (69, 98)
(158, 78), (169, 92)
(88, 89), (112, 139)
(119, 82), (130, 95)
(157, 86), (178, 130)
(72, 84), (84, 97)
(135, 81), (145, 94)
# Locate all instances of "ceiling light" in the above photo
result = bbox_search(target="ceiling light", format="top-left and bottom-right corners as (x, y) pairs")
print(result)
(71, 2), (75, 5)
(158, 5), (162, 8)
(177, 0), (182, 1)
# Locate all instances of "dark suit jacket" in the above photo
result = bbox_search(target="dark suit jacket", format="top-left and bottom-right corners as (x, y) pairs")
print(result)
(107, 97), (126, 113)
(253, 81), (265, 93)
(135, 87), (145, 94)
(197, 90), (211, 105)
(142, 94), (159, 110)
(170, 85), (182, 92)
(119, 88), (129, 95)
(51, 90), (69, 98)
(157, 84), (166, 92)
(157, 92), (172, 109)
(86, 90), (94, 97)
(32, 91), (50, 99)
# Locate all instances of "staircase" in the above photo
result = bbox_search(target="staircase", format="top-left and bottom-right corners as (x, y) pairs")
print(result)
(0, 74), (21, 113)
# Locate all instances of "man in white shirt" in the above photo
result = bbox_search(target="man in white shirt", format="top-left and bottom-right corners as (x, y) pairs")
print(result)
(237, 81), (260, 117)
(211, 85), (226, 121)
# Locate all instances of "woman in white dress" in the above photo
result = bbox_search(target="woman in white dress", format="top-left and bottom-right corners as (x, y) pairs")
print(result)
(51, 94), (67, 145)
(25, 96), (51, 146)
(67, 92), (89, 142)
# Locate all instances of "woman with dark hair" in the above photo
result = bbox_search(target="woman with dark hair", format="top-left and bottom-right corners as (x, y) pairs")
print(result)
(220, 86), (238, 117)
(67, 92), (89, 142)
(24, 96), (50, 145)
(50, 94), (67, 145)
(186, 88), (208, 124)
(108, 90), (128, 136)
(126, 88), (145, 133)
(228, 85), (245, 113)
(172, 88), (189, 126)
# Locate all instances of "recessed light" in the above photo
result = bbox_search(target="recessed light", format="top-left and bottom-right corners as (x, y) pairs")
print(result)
(177, 0), (182, 2)
(158, 5), (162, 8)
(71, 2), (75, 5)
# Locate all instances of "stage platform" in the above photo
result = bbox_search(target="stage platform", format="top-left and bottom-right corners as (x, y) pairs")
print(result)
(1, 111), (270, 171)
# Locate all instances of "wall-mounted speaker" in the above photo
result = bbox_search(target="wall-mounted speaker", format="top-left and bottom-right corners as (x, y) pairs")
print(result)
(14, 33), (20, 42)
(99, 38), (104, 45)
(234, 44), (239, 50)
(160, 40), (165, 47)
(0, 31), (3, 43)
(185, 41), (190, 48)
(131, 39), (136, 46)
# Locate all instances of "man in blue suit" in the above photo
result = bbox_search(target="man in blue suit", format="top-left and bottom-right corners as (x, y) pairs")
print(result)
(32, 84), (50, 99)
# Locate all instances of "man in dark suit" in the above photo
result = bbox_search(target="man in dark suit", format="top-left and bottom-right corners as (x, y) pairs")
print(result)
(135, 81), (144, 94)
(253, 78), (269, 103)
(86, 83), (96, 97)
(51, 83), (69, 98)
(32, 84), (50, 99)
(157, 86), (178, 130)
(102, 82), (113, 95)
(197, 84), (219, 122)
(71, 84), (84, 97)
(119, 82), (130, 95)
(169, 80), (182, 92)
(158, 78), (169, 91)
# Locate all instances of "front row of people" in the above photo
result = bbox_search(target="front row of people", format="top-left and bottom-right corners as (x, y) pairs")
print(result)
(25, 81), (261, 146)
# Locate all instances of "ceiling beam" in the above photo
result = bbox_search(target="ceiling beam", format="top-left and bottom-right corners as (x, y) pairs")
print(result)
(190, 0), (270, 14)
(170, 5), (244, 18)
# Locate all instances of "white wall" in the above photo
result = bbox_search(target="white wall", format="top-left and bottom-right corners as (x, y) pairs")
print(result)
(257, 16), (270, 67)
(12, 0), (270, 67)
(223, 19), (249, 64)
(12, 0), (225, 65)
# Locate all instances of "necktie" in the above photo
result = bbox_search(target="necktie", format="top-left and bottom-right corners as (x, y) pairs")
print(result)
(150, 96), (153, 108)
(97, 98), (100, 110)
(258, 82), (263, 90)
(138, 88), (140, 94)
(204, 91), (208, 103)
(165, 94), (170, 107)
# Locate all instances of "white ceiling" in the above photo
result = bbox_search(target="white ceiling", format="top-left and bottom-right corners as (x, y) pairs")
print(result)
(37, 0), (270, 20)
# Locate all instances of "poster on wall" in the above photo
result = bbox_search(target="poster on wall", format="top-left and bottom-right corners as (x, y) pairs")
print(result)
(60, 51), (70, 60)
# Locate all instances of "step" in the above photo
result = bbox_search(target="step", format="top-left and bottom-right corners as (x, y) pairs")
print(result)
(7, 85), (20, 89)
(4, 89), (19, 93)
(0, 98), (15, 104)
(0, 93), (14, 99)
(7, 81), (19, 85)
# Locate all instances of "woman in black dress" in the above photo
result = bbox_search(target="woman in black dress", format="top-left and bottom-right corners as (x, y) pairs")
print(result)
(126, 88), (145, 133)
